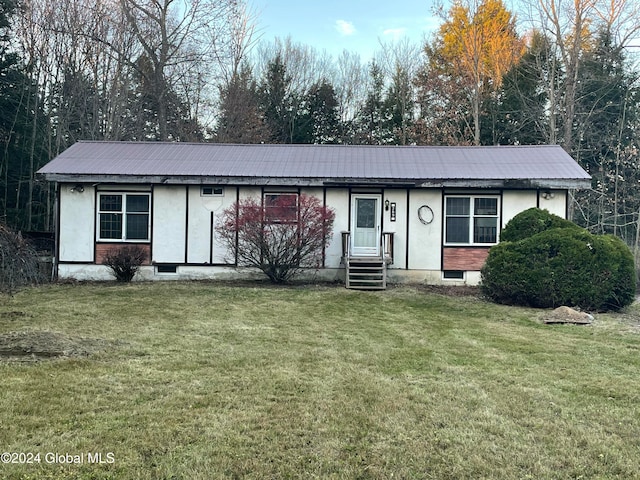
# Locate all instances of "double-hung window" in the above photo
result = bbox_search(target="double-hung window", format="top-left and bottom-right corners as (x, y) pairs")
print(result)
(445, 196), (499, 245)
(263, 193), (298, 223)
(98, 193), (150, 241)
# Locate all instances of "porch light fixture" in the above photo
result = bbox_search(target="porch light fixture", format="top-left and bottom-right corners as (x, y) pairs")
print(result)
(385, 199), (390, 211)
(541, 191), (555, 200)
(70, 184), (84, 193)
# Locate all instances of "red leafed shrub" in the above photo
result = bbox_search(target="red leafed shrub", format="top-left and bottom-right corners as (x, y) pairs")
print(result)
(215, 194), (335, 283)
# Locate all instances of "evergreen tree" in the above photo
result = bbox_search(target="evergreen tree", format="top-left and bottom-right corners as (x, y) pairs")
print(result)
(120, 54), (205, 141)
(259, 55), (295, 143)
(356, 62), (393, 145)
(215, 66), (270, 143)
(485, 31), (554, 145)
(304, 79), (340, 144)
(384, 64), (414, 145)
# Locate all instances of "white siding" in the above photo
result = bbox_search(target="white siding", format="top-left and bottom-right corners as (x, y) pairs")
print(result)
(55, 183), (573, 285)
(502, 190), (538, 227)
(186, 185), (212, 263)
(152, 186), (187, 263)
(407, 190), (443, 270)
(59, 184), (95, 262)
(383, 190), (407, 269)
(239, 187), (261, 200)
(187, 186), (237, 264)
(502, 190), (568, 228)
(211, 187), (238, 264)
(539, 190), (567, 217)
(325, 189), (349, 268)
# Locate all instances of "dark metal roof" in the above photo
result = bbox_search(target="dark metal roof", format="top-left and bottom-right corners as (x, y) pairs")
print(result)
(37, 141), (591, 188)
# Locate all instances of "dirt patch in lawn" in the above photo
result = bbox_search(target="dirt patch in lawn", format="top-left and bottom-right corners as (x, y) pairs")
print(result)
(407, 284), (481, 297)
(0, 330), (121, 362)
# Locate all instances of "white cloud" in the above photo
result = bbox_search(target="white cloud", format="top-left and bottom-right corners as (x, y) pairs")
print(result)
(335, 20), (356, 36)
(382, 27), (408, 40)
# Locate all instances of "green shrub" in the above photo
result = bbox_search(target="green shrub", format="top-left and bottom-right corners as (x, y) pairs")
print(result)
(481, 228), (636, 311)
(501, 207), (581, 242)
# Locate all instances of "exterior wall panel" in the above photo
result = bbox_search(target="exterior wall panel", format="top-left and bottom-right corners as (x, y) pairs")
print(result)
(407, 190), (443, 271)
(211, 187), (238, 264)
(324, 189), (349, 268)
(187, 186), (237, 264)
(383, 190), (407, 269)
(54, 183), (576, 285)
(59, 184), (95, 262)
(539, 190), (567, 217)
(502, 190), (537, 227)
(152, 186), (187, 263)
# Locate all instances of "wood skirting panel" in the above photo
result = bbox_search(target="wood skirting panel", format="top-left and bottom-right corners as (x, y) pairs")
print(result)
(443, 247), (490, 271)
(95, 243), (151, 265)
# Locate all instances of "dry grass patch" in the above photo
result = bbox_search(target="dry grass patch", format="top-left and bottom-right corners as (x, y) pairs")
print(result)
(0, 282), (639, 479)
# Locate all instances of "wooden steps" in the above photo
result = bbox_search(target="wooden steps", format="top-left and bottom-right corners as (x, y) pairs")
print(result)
(345, 256), (386, 290)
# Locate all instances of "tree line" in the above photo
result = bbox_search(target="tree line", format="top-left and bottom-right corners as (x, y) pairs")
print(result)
(1, 0), (640, 253)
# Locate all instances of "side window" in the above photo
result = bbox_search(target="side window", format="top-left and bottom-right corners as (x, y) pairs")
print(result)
(99, 195), (123, 240)
(445, 196), (499, 245)
(98, 193), (150, 241)
(264, 193), (298, 223)
(445, 197), (470, 243)
(473, 198), (498, 243)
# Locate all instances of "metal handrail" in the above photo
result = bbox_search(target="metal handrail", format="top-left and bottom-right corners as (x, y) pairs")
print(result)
(341, 231), (350, 260)
(382, 232), (394, 265)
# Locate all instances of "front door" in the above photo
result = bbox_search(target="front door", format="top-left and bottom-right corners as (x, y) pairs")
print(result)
(351, 194), (381, 256)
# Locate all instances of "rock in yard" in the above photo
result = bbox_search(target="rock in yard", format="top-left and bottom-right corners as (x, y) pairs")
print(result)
(542, 306), (594, 325)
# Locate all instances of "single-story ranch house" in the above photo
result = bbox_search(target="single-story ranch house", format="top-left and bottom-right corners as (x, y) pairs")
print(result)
(37, 141), (591, 288)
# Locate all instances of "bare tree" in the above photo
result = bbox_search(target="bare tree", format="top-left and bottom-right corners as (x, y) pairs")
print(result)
(334, 51), (367, 120)
(255, 37), (334, 99)
(377, 38), (422, 145)
(120, 0), (231, 140)
(214, 0), (262, 87)
(526, 0), (640, 151)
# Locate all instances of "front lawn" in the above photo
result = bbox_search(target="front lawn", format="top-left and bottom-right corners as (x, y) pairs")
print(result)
(1, 282), (639, 479)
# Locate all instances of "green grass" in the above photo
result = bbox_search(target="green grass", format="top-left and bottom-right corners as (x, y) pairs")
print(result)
(1, 282), (639, 479)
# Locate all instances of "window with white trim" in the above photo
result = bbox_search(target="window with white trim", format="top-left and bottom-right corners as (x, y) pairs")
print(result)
(263, 193), (298, 223)
(98, 193), (150, 241)
(445, 196), (499, 245)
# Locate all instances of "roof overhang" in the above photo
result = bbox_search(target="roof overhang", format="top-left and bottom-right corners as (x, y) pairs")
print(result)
(40, 173), (592, 190)
(418, 178), (592, 189)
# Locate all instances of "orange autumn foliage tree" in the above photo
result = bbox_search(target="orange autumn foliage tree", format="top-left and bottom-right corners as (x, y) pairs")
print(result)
(427, 0), (524, 145)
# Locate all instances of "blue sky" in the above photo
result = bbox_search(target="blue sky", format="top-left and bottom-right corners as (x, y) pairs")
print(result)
(250, 0), (441, 61)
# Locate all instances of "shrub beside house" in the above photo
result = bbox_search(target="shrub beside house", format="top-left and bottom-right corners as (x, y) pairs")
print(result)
(481, 208), (636, 312)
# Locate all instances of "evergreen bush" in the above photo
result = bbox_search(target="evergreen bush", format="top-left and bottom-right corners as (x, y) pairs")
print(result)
(481, 227), (636, 311)
(500, 207), (581, 242)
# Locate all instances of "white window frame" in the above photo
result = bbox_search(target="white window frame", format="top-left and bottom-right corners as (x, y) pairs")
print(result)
(444, 195), (500, 246)
(97, 192), (151, 242)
